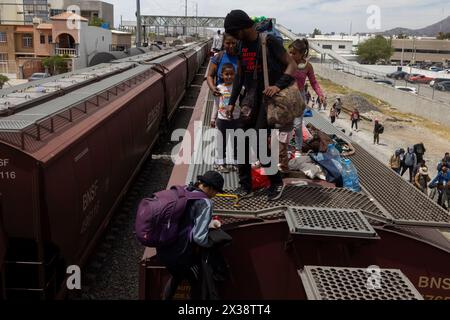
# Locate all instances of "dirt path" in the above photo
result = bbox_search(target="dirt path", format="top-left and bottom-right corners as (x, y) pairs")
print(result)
(315, 77), (450, 180)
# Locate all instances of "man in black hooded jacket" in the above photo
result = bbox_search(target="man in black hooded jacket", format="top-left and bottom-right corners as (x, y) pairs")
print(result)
(224, 10), (297, 201)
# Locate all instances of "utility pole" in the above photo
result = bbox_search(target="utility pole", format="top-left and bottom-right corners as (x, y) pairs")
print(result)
(195, 2), (198, 37)
(185, 0), (188, 36)
(136, 0), (141, 47)
(401, 38), (404, 67)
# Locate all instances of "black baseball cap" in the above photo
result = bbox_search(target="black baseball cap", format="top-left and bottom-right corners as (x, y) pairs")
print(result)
(197, 171), (225, 193)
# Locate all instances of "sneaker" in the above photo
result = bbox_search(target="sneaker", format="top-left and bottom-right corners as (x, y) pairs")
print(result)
(217, 165), (230, 174)
(234, 187), (254, 199)
(267, 183), (285, 202)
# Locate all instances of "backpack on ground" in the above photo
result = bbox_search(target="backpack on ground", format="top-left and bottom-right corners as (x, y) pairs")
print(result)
(135, 186), (208, 248)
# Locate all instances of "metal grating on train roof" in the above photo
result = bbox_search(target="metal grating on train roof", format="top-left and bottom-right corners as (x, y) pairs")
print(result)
(0, 65), (153, 133)
(305, 110), (450, 228)
(0, 62), (135, 114)
(213, 186), (389, 222)
(299, 266), (423, 300)
(285, 207), (379, 239)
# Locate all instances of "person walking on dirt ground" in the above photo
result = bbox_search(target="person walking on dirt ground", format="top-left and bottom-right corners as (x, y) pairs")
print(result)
(413, 142), (426, 164)
(305, 84), (312, 106)
(330, 105), (337, 124)
(373, 119), (384, 145)
(437, 152), (450, 172)
(401, 147), (417, 183)
(390, 149), (402, 174)
(333, 98), (343, 117)
(351, 108), (360, 131)
(224, 9), (297, 201)
(429, 166), (450, 209)
(413, 160), (427, 179)
(415, 166), (431, 196)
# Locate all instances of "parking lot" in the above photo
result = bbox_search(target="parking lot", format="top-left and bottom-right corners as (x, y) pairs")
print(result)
(327, 62), (450, 105)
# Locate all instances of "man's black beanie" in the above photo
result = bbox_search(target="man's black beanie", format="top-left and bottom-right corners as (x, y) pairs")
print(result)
(224, 10), (255, 34)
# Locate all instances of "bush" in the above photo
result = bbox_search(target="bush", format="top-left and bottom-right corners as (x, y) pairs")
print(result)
(0, 74), (9, 89)
(43, 55), (70, 75)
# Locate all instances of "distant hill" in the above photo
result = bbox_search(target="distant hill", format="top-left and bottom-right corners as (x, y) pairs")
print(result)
(382, 16), (450, 37)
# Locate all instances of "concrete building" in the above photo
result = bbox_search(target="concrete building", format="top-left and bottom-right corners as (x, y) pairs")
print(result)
(0, 0), (50, 25)
(111, 29), (131, 51)
(0, 1), (114, 27)
(48, 0), (114, 28)
(391, 38), (450, 66)
(49, 11), (111, 69)
(0, 11), (112, 77)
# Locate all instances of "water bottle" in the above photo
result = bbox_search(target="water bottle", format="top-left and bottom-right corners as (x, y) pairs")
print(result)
(341, 159), (361, 192)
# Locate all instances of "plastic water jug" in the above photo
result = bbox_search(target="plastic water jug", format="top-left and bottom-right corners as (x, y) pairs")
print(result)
(341, 159), (361, 192)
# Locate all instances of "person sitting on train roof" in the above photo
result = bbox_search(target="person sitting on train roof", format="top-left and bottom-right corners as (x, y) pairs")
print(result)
(224, 9), (297, 202)
(157, 171), (224, 300)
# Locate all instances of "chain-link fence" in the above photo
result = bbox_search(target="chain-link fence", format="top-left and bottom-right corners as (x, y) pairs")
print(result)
(321, 61), (450, 105)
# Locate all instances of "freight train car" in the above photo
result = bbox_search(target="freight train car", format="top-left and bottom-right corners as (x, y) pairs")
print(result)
(0, 39), (212, 299)
(139, 76), (450, 301)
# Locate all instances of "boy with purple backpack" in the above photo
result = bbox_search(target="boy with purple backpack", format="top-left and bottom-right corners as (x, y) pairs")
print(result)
(135, 171), (224, 300)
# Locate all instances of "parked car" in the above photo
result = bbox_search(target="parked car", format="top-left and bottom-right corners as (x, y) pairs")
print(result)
(438, 69), (450, 74)
(429, 78), (450, 87)
(28, 72), (50, 82)
(373, 79), (394, 86)
(429, 66), (443, 72)
(395, 86), (418, 94)
(435, 81), (450, 91)
(387, 71), (409, 80)
(405, 73), (420, 82)
(363, 75), (378, 80)
(408, 75), (434, 84)
(333, 65), (344, 71)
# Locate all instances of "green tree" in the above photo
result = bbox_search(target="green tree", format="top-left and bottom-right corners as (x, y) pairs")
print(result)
(437, 32), (450, 40)
(312, 28), (322, 38)
(356, 36), (394, 64)
(0, 74), (9, 89)
(89, 17), (106, 28)
(43, 55), (70, 75)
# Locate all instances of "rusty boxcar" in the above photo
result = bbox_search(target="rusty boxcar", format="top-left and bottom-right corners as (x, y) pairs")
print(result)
(0, 40), (212, 299)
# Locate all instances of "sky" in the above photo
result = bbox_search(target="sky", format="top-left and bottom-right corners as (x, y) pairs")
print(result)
(106, 0), (450, 34)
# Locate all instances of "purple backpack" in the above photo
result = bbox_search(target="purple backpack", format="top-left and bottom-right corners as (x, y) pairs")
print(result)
(135, 186), (208, 248)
